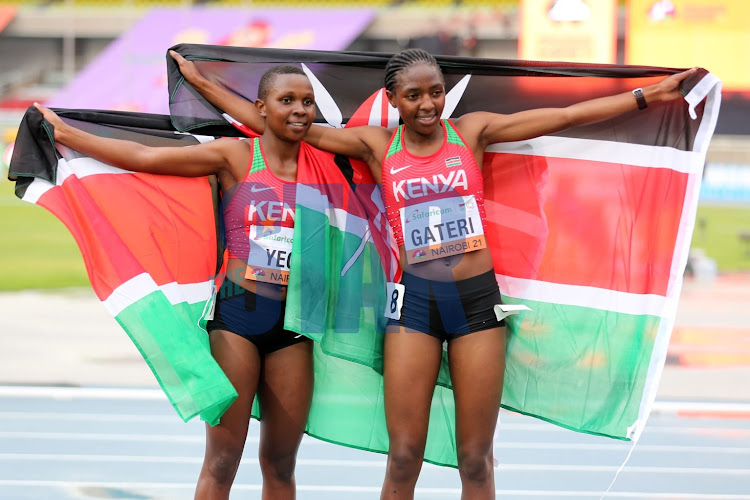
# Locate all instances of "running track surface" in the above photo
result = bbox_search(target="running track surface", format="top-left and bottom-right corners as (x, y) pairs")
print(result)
(1, 387), (749, 500)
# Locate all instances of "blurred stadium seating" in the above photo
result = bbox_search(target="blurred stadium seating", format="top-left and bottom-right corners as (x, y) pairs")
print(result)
(0, 0), (748, 178)
(0, 0), (519, 6)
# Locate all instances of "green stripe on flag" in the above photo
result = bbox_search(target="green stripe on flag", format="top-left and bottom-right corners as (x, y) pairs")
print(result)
(500, 296), (659, 439)
(114, 289), (237, 426)
(247, 342), (461, 468)
(286, 203), (388, 368)
(284, 192), (462, 468)
(302, 341), (461, 468)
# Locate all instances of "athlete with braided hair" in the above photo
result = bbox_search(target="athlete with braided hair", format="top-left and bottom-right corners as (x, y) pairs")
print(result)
(172, 48), (695, 500)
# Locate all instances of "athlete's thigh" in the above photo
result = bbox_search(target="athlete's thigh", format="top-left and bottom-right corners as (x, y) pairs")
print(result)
(383, 327), (443, 439)
(257, 340), (314, 453)
(206, 329), (262, 450)
(447, 327), (506, 450)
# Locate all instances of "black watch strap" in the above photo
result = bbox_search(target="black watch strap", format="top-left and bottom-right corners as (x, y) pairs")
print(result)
(632, 88), (647, 110)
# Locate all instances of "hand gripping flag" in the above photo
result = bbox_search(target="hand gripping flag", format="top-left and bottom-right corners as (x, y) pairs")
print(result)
(167, 44), (722, 445)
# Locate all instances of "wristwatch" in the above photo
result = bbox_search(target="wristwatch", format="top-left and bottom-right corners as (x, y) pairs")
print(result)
(632, 88), (647, 110)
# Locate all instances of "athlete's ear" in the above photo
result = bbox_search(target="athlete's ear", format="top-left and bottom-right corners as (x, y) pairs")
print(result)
(385, 89), (397, 108)
(255, 99), (267, 118)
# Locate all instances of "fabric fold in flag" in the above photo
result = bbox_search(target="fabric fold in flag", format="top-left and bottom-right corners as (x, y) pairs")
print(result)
(168, 45), (722, 444)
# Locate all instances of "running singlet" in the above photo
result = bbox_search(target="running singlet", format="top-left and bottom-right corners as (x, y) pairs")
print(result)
(224, 137), (296, 285)
(382, 120), (487, 264)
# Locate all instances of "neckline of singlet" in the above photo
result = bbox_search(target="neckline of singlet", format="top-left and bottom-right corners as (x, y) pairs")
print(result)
(245, 136), (297, 184)
(396, 120), (449, 164)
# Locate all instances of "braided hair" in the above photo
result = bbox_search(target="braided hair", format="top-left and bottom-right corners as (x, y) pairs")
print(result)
(258, 65), (307, 100)
(384, 49), (443, 93)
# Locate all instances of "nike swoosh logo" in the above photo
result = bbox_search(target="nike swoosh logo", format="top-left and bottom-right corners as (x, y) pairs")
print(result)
(250, 185), (274, 193)
(293, 334), (302, 339)
(389, 165), (411, 175)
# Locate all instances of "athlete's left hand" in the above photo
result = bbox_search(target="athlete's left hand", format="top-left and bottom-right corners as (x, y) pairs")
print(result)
(649, 67), (698, 103)
(170, 50), (208, 88)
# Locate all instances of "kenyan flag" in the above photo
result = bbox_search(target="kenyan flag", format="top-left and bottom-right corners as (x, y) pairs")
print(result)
(169, 45), (722, 442)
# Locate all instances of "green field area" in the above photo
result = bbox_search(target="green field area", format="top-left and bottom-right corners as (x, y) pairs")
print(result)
(1, 178), (749, 291)
(0, 179), (89, 291)
(691, 204), (750, 273)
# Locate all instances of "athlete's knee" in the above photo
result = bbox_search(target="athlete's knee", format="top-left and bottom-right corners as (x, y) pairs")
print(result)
(259, 448), (297, 484)
(457, 448), (493, 484)
(204, 447), (243, 485)
(387, 443), (424, 482)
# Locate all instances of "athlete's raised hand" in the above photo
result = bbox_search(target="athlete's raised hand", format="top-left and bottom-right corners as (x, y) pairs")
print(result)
(33, 103), (68, 141)
(646, 67), (698, 103)
(170, 50), (208, 88)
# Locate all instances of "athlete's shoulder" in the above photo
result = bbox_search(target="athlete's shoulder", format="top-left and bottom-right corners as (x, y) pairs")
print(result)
(209, 136), (252, 152)
(452, 112), (501, 147)
(210, 137), (252, 181)
(453, 112), (495, 131)
(348, 124), (393, 145)
(350, 125), (393, 163)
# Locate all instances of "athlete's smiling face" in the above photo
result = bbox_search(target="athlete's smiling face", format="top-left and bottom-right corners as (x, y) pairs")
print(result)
(387, 63), (445, 136)
(256, 74), (316, 142)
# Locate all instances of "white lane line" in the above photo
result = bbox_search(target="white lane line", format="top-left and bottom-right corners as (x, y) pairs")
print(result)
(4, 430), (749, 455)
(3, 386), (750, 416)
(0, 481), (747, 499)
(652, 401), (750, 413)
(0, 432), (205, 443)
(492, 464), (750, 475)
(640, 426), (750, 436)
(0, 454), (386, 467)
(2, 416), (748, 443)
(1, 418), (748, 441)
(0, 431), (342, 446)
(0, 453), (746, 475)
(0, 412), (179, 423)
(496, 443), (750, 454)
(0, 386), (166, 400)
(0, 431), (359, 447)
(498, 422), (750, 431)
(0, 431), (349, 447)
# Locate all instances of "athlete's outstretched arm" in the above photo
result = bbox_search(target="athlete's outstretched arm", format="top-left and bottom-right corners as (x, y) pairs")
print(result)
(170, 51), (386, 168)
(460, 67), (697, 149)
(34, 103), (234, 177)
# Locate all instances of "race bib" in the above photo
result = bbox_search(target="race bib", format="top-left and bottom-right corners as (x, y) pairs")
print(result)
(401, 195), (486, 264)
(245, 225), (293, 284)
(384, 282), (405, 320)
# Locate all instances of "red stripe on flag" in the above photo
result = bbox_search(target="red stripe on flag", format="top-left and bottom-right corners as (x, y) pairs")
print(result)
(36, 172), (216, 299)
(35, 181), (146, 300)
(483, 152), (688, 296)
(347, 91), (378, 128)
